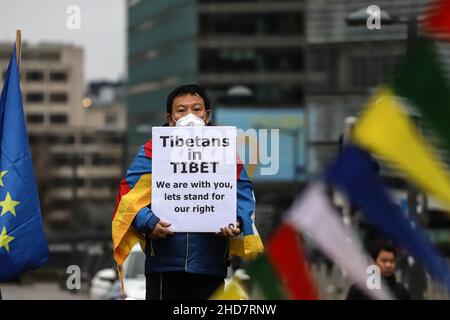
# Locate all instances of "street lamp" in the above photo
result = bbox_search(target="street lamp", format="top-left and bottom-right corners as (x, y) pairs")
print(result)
(345, 8), (425, 52)
(345, 8), (396, 26)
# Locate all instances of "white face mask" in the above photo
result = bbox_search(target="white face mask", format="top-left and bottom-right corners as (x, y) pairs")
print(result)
(174, 113), (206, 127)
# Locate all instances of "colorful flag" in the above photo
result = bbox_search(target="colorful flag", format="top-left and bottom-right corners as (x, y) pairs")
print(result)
(353, 86), (450, 209)
(423, 0), (450, 39)
(285, 182), (393, 300)
(112, 141), (152, 266)
(246, 253), (287, 300)
(246, 223), (318, 300)
(0, 45), (48, 281)
(210, 276), (249, 300)
(325, 145), (450, 290)
(393, 38), (450, 153)
(265, 223), (318, 300)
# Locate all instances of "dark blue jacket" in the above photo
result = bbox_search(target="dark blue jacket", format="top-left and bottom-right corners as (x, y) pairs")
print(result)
(129, 140), (255, 278)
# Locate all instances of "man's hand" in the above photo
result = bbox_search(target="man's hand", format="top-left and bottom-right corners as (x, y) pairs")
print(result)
(216, 220), (241, 237)
(148, 220), (173, 240)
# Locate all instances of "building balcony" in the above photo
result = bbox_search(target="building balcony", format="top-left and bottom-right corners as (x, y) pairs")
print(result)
(199, 71), (307, 84)
(198, 1), (305, 14)
(198, 36), (305, 48)
(47, 187), (115, 200)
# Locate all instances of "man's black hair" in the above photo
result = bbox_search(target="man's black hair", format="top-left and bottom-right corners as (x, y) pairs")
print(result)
(369, 241), (397, 261)
(166, 84), (211, 114)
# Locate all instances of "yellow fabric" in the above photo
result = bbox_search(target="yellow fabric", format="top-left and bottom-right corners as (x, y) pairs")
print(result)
(112, 173), (151, 266)
(354, 86), (450, 208)
(210, 277), (249, 300)
(112, 169), (264, 265)
(230, 234), (264, 260)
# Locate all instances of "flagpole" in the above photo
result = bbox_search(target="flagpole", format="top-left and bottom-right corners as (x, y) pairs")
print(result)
(15, 29), (21, 69)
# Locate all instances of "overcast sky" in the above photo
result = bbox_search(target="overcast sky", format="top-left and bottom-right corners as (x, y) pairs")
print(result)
(0, 0), (126, 82)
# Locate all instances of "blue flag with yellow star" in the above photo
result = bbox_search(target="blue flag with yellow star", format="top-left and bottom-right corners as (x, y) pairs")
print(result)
(0, 45), (48, 282)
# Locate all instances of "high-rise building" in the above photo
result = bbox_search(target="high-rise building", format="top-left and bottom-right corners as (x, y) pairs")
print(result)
(127, 0), (306, 161)
(305, 0), (428, 174)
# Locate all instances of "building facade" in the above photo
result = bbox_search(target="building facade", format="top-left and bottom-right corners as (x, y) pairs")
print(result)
(305, 0), (450, 254)
(127, 0), (305, 160)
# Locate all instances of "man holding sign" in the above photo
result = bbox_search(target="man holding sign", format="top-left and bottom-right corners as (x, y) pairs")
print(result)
(151, 126), (238, 233)
(112, 84), (264, 300)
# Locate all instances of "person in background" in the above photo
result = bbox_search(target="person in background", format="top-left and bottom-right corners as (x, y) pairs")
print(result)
(346, 241), (411, 300)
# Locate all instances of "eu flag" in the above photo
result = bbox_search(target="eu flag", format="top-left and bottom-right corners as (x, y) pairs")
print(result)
(0, 45), (48, 282)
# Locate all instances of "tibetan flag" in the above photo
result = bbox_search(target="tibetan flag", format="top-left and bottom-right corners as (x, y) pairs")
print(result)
(246, 223), (318, 300)
(0, 45), (48, 282)
(285, 183), (393, 300)
(393, 38), (450, 153)
(325, 145), (450, 290)
(353, 86), (450, 209)
(423, 0), (450, 39)
(112, 141), (152, 266)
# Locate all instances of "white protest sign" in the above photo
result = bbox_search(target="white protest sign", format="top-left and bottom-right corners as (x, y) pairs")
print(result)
(151, 126), (237, 232)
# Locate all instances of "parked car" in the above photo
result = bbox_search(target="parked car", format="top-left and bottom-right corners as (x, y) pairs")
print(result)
(90, 244), (146, 300)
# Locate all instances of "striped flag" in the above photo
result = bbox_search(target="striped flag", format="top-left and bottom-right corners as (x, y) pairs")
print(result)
(353, 86), (450, 209)
(285, 182), (393, 300)
(326, 145), (450, 290)
(247, 223), (318, 300)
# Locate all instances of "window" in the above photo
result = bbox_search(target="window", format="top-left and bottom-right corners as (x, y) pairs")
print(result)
(199, 48), (304, 73)
(50, 71), (68, 82)
(22, 51), (60, 61)
(52, 154), (84, 166)
(29, 135), (46, 144)
(105, 114), (118, 125)
(350, 55), (401, 91)
(26, 92), (44, 103)
(50, 114), (68, 124)
(81, 135), (95, 145)
(91, 178), (118, 188)
(27, 114), (44, 124)
(50, 92), (68, 103)
(213, 84), (304, 105)
(199, 12), (304, 36)
(92, 154), (121, 166)
(26, 70), (44, 82)
(52, 178), (84, 188)
(105, 136), (124, 144)
(46, 135), (74, 145)
(49, 200), (71, 210)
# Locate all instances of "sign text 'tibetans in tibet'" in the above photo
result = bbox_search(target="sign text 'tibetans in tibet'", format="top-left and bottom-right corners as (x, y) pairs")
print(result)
(151, 126), (237, 232)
